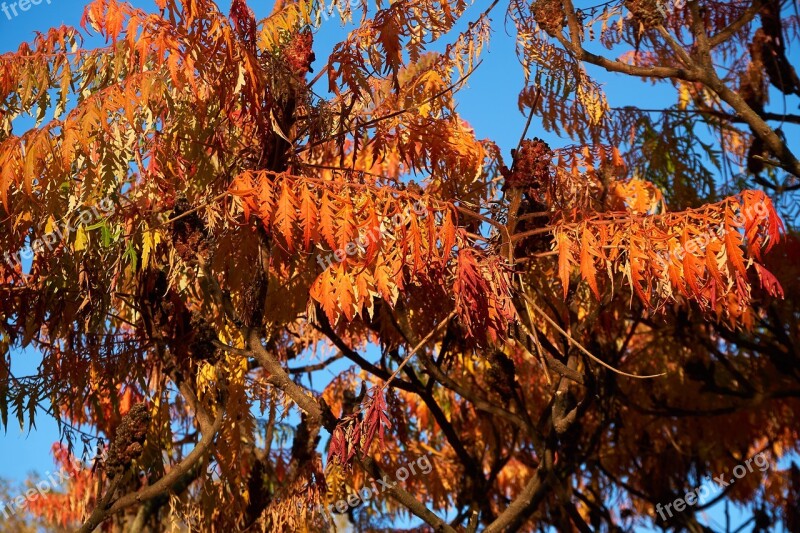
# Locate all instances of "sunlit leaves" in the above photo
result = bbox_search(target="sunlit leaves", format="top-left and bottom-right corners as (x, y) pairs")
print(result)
(274, 180), (299, 251)
(552, 190), (784, 328)
(230, 170), (465, 325)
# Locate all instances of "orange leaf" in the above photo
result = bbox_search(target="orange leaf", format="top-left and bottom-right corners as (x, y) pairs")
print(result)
(555, 230), (573, 299)
(723, 222), (746, 275)
(274, 180), (298, 250)
(682, 247), (703, 297)
(580, 226), (600, 299)
(310, 269), (339, 324)
(336, 266), (355, 321)
(319, 189), (338, 250)
(257, 175), (275, 224)
(374, 261), (398, 305)
(299, 183), (318, 251)
(360, 197), (382, 264)
(439, 207), (457, 266)
(336, 194), (355, 259)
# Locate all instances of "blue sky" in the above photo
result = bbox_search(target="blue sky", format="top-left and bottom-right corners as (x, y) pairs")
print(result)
(0, 0), (788, 531)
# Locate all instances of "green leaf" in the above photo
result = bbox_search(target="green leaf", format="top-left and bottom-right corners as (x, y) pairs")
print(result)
(124, 241), (138, 270)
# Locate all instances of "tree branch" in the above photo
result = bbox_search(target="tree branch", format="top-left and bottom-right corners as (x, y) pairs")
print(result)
(356, 455), (458, 533)
(708, 0), (765, 48)
(245, 328), (326, 427)
(79, 395), (224, 532)
(704, 73), (800, 177)
(483, 448), (554, 532)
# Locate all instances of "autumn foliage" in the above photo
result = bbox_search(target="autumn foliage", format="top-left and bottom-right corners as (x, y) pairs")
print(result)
(0, 0), (799, 531)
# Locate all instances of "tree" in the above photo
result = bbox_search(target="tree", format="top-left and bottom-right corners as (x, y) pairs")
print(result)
(0, 0), (798, 531)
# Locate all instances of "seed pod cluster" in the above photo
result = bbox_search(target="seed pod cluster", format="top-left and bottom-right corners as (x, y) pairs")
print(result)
(502, 138), (554, 191)
(487, 350), (517, 402)
(532, 0), (566, 37)
(238, 268), (267, 327)
(284, 29), (316, 76)
(625, 0), (666, 29)
(190, 314), (219, 362)
(105, 403), (151, 476)
(171, 197), (210, 264)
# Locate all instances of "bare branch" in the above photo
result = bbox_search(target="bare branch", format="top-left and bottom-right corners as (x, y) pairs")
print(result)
(357, 455), (458, 533)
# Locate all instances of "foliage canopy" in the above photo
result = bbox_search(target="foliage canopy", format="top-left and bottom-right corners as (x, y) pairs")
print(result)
(0, 0), (799, 531)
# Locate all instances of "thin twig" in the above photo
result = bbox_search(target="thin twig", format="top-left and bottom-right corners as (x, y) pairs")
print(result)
(297, 61), (483, 153)
(520, 293), (666, 379)
(516, 277), (552, 385)
(380, 310), (457, 391)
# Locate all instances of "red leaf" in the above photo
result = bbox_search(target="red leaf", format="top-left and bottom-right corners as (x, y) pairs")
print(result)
(327, 425), (347, 464)
(361, 388), (391, 453)
(755, 263), (784, 299)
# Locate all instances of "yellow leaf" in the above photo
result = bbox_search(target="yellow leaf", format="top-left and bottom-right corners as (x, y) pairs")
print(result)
(678, 83), (690, 110)
(142, 229), (162, 269)
(270, 109), (292, 143)
(74, 226), (87, 252)
(197, 362), (217, 394)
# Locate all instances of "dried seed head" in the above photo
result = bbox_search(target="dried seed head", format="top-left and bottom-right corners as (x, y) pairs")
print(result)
(171, 197), (210, 263)
(105, 403), (151, 476)
(504, 138), (554, 191)
(532, 0), (566, 37)
(190, 314), (219, 361)
(625, 0), (666, 29)
(238, 269), (267, 327)
(284, 29), (316, 76)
